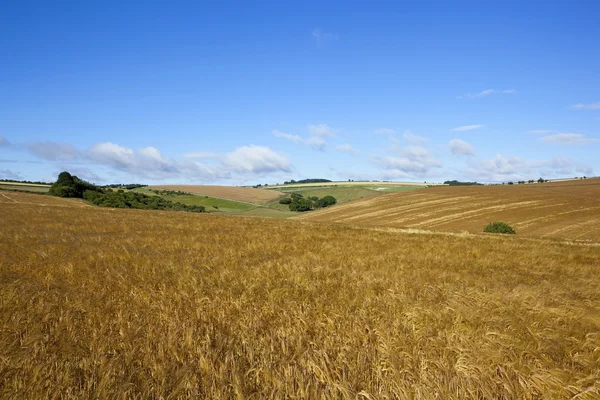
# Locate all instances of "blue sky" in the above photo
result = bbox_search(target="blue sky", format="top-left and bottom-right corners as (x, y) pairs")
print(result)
(1, 1), (599, 184)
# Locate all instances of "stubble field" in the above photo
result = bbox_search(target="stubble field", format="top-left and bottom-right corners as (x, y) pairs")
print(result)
(1, 191), (599, 398)
(297, 179), (600, 241)
(150, 185), (282, 205)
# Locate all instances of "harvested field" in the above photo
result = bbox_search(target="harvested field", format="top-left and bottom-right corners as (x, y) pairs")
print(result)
(268, 180), (436, 189)
(150, 185), (282, 205)
(296, 178), (600, 241)
(1, 191), (600, 398)
(0, 182), (50, 193)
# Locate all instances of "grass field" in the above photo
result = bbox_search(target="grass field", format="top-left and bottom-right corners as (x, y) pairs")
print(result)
(297, 178), (600, 241)
(150, 185), (282, 205)
(136, 187), (295, 217)
(0, 181), (50, 193)
(1, 191), (599, 398)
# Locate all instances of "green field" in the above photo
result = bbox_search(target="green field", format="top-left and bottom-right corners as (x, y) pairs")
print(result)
(134, 187), (296, 218)
(0, 182), (50, 193)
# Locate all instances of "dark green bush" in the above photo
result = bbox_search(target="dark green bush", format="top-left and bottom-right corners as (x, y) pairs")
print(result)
(483, 222), (516, 235)
(279, 197), (292, 204)
(289, 198), (312, 212)
(317, 195), (337, 208)
(49, 171), (101, 198)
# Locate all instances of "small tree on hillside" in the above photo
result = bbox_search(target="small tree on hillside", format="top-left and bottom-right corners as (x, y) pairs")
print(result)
(484, 222), (516, 235)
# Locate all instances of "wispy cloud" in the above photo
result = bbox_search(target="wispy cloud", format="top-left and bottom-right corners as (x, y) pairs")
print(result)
(335, 143), (358, 154)
(402, 131), (428, 144)
(540, 133), (599, 146)
(0, 136), (9, 146)
(0, 169), (22, 180)
(305, 136), (327, 151)
(312, 28), (339, 48)
(449, 139), (475, 156)
(308, 124), (337, 137)
(457, 89), (517, 99)
(462, 155), (593, 182)
(27, 142), (80, 161)
(571, 102), (600, 110)
(372, 145), (442, 178)
(451, 124), (484, 132)
(22, 140), (292, 181)
(272, 129), (303, 143)
(273, 128), (328, 151)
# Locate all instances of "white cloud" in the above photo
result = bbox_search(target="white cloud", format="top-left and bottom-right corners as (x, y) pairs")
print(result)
(373, 128), (396, 135)
(449, 139), (475, 156)
(223, 145), (291, 174)
(87, 142), (135, 168)
(27, 142), (80, 161)
(305, 136), (327, 151)
(403, 130), (428, 144)
(457, 89), (517, 99)
(462, 154), (593, 182)
(308, 124), (336, 137)
(335, 143), (358, 154)
(273, 128), (329, 151)
(272, 129), (303, 143)
(540, 133), (599, 145)
(23, 139), (291, 182)
(312, 28), (339, 48)
(372, 145), (442, 177)
(571, 102), (600, 110)
(451, 124), (483, 132)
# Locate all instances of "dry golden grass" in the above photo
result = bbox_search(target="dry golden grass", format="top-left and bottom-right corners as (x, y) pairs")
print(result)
(1, 192), (599, 399)
(150, 185), (282, 205)
(297, 178), (600, 241)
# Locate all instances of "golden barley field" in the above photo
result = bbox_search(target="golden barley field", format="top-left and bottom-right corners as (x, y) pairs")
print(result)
(150, 185), (282, 205)
(1, 191), (599, 399)
(297, 178), (600, 241)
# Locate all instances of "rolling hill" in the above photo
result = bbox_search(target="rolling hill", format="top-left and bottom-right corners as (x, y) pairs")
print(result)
(296, 178), (600, 241)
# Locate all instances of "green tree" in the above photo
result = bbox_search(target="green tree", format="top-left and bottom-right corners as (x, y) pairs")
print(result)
(484, 222), (516, 235)
(289, 198), (312, 212)
(318, 196), (337, 208)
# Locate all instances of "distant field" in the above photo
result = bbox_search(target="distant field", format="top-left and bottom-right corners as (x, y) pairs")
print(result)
(269, 180), (437, 189)
(1, 191), (599, 398)
(137, 187), (295, 218)
(297, 178), (600, 241)
(275, 185), (422, 204)
(150, 185), (282, 205)
(0, 181), (50, 193)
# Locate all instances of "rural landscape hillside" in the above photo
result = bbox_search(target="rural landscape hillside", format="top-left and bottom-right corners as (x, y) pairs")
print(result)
(1, 191), (599, 398)
(2, 2), (600, 399)
(297, 179), (600, 241)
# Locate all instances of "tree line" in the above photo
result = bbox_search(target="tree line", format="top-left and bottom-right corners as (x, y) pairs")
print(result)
(279, 193), (337, 211)
(49, 172), (205, 213)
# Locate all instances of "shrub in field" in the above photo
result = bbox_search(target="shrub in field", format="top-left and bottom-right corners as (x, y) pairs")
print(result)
(279, 197), (292, 204)
(83, 190), (206, 213)
(484, 222), (516, 235)
(289, 197), (313, 212)
(317, 195), (337, 208)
